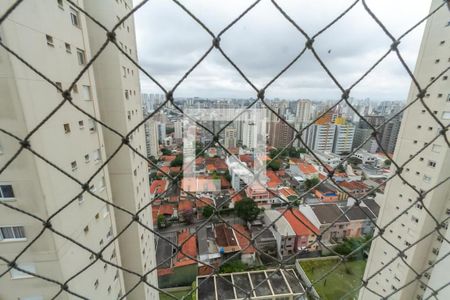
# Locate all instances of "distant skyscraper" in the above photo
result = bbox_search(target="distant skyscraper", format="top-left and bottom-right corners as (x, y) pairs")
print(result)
(174, 120), (183, 142)
(305, 113), (336, 153)
(145, 119), (160, 158)
(269, 121), (295, 149)
(224, 127), (237, 149)
(379, 115), (402, 154)
(333, 117), (355, 155)
(361, 1), (450, 299)
(295, 99), (312, 123)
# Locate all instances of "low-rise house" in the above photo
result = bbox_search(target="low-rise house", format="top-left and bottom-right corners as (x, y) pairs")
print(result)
(248, 219), (277, 258)
(178, 200), (194, 222)
(299, 203), (350, 246)
(246, 183), (273, 207)
(264, 210), (296, 257)
(313, 182), (347, 202)
(282, 209), (320, 252)
(214, 223), (241, 256)
(339, 180), (370, 199)
(277, 187), (299, 203)
(197, 225), (221, 275)
(341, 205), (376, 237)
(150, 179), (168, 195)
(233, 224), (257, 265)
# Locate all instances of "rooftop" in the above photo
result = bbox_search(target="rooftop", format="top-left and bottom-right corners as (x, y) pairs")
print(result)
(150, 179), (168, 194)
(264, 210), (296, 236)
(196, 269), (305, 300)
(342, 206), (376, 221)
(281, 208), (320, 236)
(310, 203), (349, 224)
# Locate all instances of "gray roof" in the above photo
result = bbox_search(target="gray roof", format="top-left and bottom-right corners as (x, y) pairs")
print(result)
(310, 203), (349, 224)
(363, 199), (380, 216)
(342, 206), (376, 221)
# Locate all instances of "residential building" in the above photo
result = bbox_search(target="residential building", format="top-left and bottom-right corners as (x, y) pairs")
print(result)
(83, 1), (158, 298)
(361, 1), (450, 299)
(305, 114), (336, 152)
(379, 115), (402, 154)
(173, 120), (183, 142)
(224, 126), (237, 149)
(263, 210), (296, 257)
(269, 120), (295, 148)
(0, 0), (151, 299)
(282, 209), (320, 252)
(295, 99), (312, 124)
(144, 118), (160, 158)
(333, 117), (355, 154)
(299, 204), (350, 246)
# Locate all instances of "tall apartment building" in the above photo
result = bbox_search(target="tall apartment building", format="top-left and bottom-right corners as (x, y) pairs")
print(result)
(269, 120), (295, 149)
(379, 115), (402, 154)
(144, 118), (160, 158)
(84, 1), (158, 299)
(224, 126), (237, 149)
(0, 1), (158, 299)
(295, 99), (312, 124)
(305, 113), (336, 152)
(332, 117), (355, 155)
(0, 1), (127, 299)
(360, 1), (450, 299)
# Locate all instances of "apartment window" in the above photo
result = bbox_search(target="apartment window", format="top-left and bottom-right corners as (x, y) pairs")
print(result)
(440, 40), (445, 45)
(104, 263), (108, 271)
(65, 42), (71, 53)
(93, 149), (101, 163)
(78, 194), (84, 204)
(423, 175), (431, 183)
(71, 161), (77, 171)
(102, 206), (109, 218)
(98, 177), (105, 191)
(417, 125), (422, 129)
(125, 90), (129, 100)
(447, 94), (450, 102)
(108, 286), (112, 294)
(0, 226), (26, 241)
(122, 66), (126, 78)
(84, 154), (90, 163)
(10, 263), (35, 279)
(72, 83), (78, 93)
(94, 279), (99, 289)
(70, 7), (80, 27)
(428, 160), (436, 168)
(88, 119), (96, 133)
(63, 123), (71, 134)
(83, 225), (89, 233)
(57, 0), (63, 8)
(46, 35), (54, 47)
(76, 48), (86, 65)
(444, 76), (448, 81)
(411, 216), (419, 223)
(435, 59), (440, 63)
(78, 120), (84, 129)
(99, 239), (104, 246)
(442, 111), (450, 120)
(82, 85), (92, 100)
(106, 227), (113, 240)
(0, 184), (15, 200)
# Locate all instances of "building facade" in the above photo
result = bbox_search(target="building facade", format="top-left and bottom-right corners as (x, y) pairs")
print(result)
(360, 1), (450, 299)
(0, 0), (158, 299)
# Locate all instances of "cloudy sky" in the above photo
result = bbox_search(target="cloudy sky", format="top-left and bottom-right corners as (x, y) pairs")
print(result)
(133, 0), (432, 101)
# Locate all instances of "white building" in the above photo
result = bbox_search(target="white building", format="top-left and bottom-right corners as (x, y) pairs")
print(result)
(0, 1), (158, 299)
(306, 123), (336, 152)
(295, 99), (312, 123)
(263, 210), (296, 257)
(145, 118), (160, 158)
(224, 126), (237, 149)
(361, 1), (450, 299)
(332, 118), (355, 155)
(173, 120), (183, 142)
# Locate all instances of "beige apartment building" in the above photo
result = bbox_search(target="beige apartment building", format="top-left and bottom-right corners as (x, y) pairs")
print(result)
(0, 0), (157, 299)
(360, 1), (450, 299)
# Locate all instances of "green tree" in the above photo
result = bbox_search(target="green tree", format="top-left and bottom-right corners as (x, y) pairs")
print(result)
(336, 164), (346, 173)
(157, 214), (166, 229)
(268, 159), (281, 171)
(384, 159), (391, 167)
(219, 260), (247, 273)
(202, 206), (214, 218)
(161, 148), (171, 155)
(334, 235), (372, 260)
(304, 176), (320, 190)
(170, 154), (183, 167)
(235, 198), (260, 222)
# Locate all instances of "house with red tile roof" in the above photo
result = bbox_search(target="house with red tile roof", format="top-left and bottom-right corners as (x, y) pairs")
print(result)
(266, 170), (282, 189)
(150, 179), (168, 194)
(232, 224), (256, 265)
(245, 183), (272, 207)
(339, 180), (370, 198)
(277, 187), (299, 202)
(175, 229), (197, 267)
(214, 223), (241, 254)
(281, 209), (320, 252)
